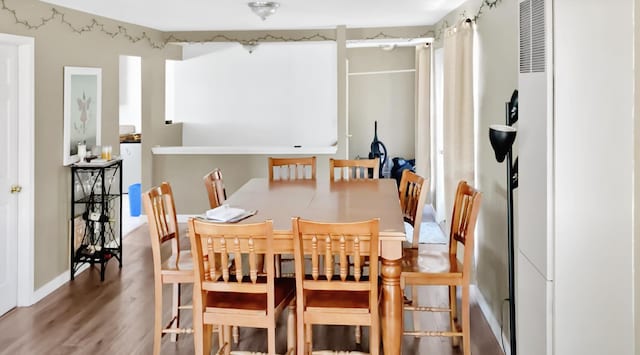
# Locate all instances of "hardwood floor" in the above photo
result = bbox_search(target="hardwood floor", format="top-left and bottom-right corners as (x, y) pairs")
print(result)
(0, 224), (504, 355)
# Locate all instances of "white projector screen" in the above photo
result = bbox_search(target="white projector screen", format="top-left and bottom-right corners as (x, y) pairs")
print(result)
(168, 41), (338, 148)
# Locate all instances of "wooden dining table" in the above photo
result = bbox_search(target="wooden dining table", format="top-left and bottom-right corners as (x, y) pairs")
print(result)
(223, 178), (406, 354)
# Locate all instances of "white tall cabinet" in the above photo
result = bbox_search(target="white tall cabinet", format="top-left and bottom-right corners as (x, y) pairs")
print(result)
(516, 0), (635, 354)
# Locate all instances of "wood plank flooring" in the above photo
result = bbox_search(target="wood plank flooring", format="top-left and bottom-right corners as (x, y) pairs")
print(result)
(0, 224), (504, 355)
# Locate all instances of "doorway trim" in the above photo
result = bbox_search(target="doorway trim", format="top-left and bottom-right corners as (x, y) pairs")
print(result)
(0, 33), (35, 306)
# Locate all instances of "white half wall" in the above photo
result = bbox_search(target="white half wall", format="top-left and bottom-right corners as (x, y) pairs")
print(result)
(168, 41), (338, 148)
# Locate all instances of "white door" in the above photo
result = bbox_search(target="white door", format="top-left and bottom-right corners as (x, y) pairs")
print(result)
(0, 42), (19, 316)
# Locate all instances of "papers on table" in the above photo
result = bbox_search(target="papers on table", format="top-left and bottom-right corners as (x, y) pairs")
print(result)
(205, 204), (257, 223)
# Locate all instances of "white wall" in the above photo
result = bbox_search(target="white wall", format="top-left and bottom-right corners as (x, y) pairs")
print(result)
(170, 41), (338, 148)
(118, 55), (141, 132)
(554, 0), (634, 354)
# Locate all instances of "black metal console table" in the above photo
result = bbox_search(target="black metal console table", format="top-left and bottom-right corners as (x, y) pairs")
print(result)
(70, 159), (122, 281)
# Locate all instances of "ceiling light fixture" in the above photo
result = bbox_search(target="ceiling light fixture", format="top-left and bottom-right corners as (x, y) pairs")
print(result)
(247, 2), (280, 21)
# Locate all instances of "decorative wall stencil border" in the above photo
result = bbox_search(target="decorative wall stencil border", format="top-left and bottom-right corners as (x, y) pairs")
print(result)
(430, 0), (504, 42)
(165, 32), (335, 46)
(1, 0), (502, 48)
(0, 0), (334, 49)
(0, 0), (168, 48)
(472, 0), (504, 22)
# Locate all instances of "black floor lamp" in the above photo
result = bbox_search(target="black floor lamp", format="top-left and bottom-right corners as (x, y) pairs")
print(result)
(489, 89), (518, 355)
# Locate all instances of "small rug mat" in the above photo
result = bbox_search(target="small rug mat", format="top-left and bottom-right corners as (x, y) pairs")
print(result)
(405, 221), (448, 245)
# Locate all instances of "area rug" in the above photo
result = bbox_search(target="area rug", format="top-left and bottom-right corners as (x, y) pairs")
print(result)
(405, 220), (448, 244)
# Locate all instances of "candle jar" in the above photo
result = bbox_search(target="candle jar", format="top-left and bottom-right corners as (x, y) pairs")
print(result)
(101, 145), (112, 160)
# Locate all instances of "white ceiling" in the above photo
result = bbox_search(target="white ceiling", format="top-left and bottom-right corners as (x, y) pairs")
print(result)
(39, 0), (466, 32)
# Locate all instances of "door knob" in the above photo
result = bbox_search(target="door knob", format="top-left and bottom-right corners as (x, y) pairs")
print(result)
(10, 185), (22, 193)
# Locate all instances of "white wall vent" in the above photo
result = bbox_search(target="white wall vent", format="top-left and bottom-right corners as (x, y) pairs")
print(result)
(519, 0), (531, 73)
(520, 0), (546, 73)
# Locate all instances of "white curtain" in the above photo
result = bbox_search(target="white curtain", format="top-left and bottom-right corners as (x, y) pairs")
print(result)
(414, 44), (432, 183)
(443, 20), (474, 221)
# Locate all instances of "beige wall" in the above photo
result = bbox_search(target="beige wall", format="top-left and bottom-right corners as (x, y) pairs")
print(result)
(153, 154), (334, 214)
(347, 47), (416, 162)
(435, 0), (518, 343)
(0, 0), (181, 288)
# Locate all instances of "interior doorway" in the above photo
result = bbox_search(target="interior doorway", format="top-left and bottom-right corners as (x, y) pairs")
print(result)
(0, 41), (19, 316)
(0, 33), (34, 311)
(118, 55), (144, 236)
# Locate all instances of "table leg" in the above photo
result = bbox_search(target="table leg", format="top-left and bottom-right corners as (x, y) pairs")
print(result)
(381, 258), (402, 354)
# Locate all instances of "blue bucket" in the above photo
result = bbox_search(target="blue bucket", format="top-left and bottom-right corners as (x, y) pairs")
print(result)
(128, 183), (141, 217)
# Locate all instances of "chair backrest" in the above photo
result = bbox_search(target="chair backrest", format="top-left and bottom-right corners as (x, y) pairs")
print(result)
(292, 217), (379, 303)
(203, 168), (227, 208)
(268, 156), (316, 181)
(448, 181), (482, 280)
(398, 170), (429, 248)
(329, 158), (379, 181)
(188, 218), (275, 297)
(142, 182), (180, 271)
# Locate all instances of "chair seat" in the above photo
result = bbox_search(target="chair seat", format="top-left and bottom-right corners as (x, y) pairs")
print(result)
(205, 278), (295, 313)
(401, 248), (463, 286)
(162, 250), (193, 270)
(161, 250), (193, 283)
(304, 290), (370, 313)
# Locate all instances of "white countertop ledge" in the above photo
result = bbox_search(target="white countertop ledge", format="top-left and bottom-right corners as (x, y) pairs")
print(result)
(151, 145), (338, 155)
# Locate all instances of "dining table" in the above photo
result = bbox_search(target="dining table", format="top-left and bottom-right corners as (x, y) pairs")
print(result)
(223, 177), (406, 354)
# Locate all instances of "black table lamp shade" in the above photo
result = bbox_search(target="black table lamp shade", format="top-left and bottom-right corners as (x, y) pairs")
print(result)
(489, 124), (517, 162)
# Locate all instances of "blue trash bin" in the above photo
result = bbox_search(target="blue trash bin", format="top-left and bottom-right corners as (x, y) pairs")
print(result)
(128, 183), (141, 217)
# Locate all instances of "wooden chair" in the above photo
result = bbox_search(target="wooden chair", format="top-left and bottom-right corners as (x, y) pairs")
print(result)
(326, 158), (385, 343)
(329, 158), (379, 181)
(398, 169), (429, 249)
(292, 217), (380, 355)
(203, 168), (227, 209)
(397, 170), (429, 334)
(400, 181), (482, 355)
(189, 218), (296, 355)
(203, 168), (248, 345)
(268, 157), (316, 276)
(143, 182), (203, 355)
(268, 156), (317, 181)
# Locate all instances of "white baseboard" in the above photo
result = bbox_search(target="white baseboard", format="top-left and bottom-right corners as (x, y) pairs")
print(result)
(30, 263), (90, 305)
(472, 285), (511, 355)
